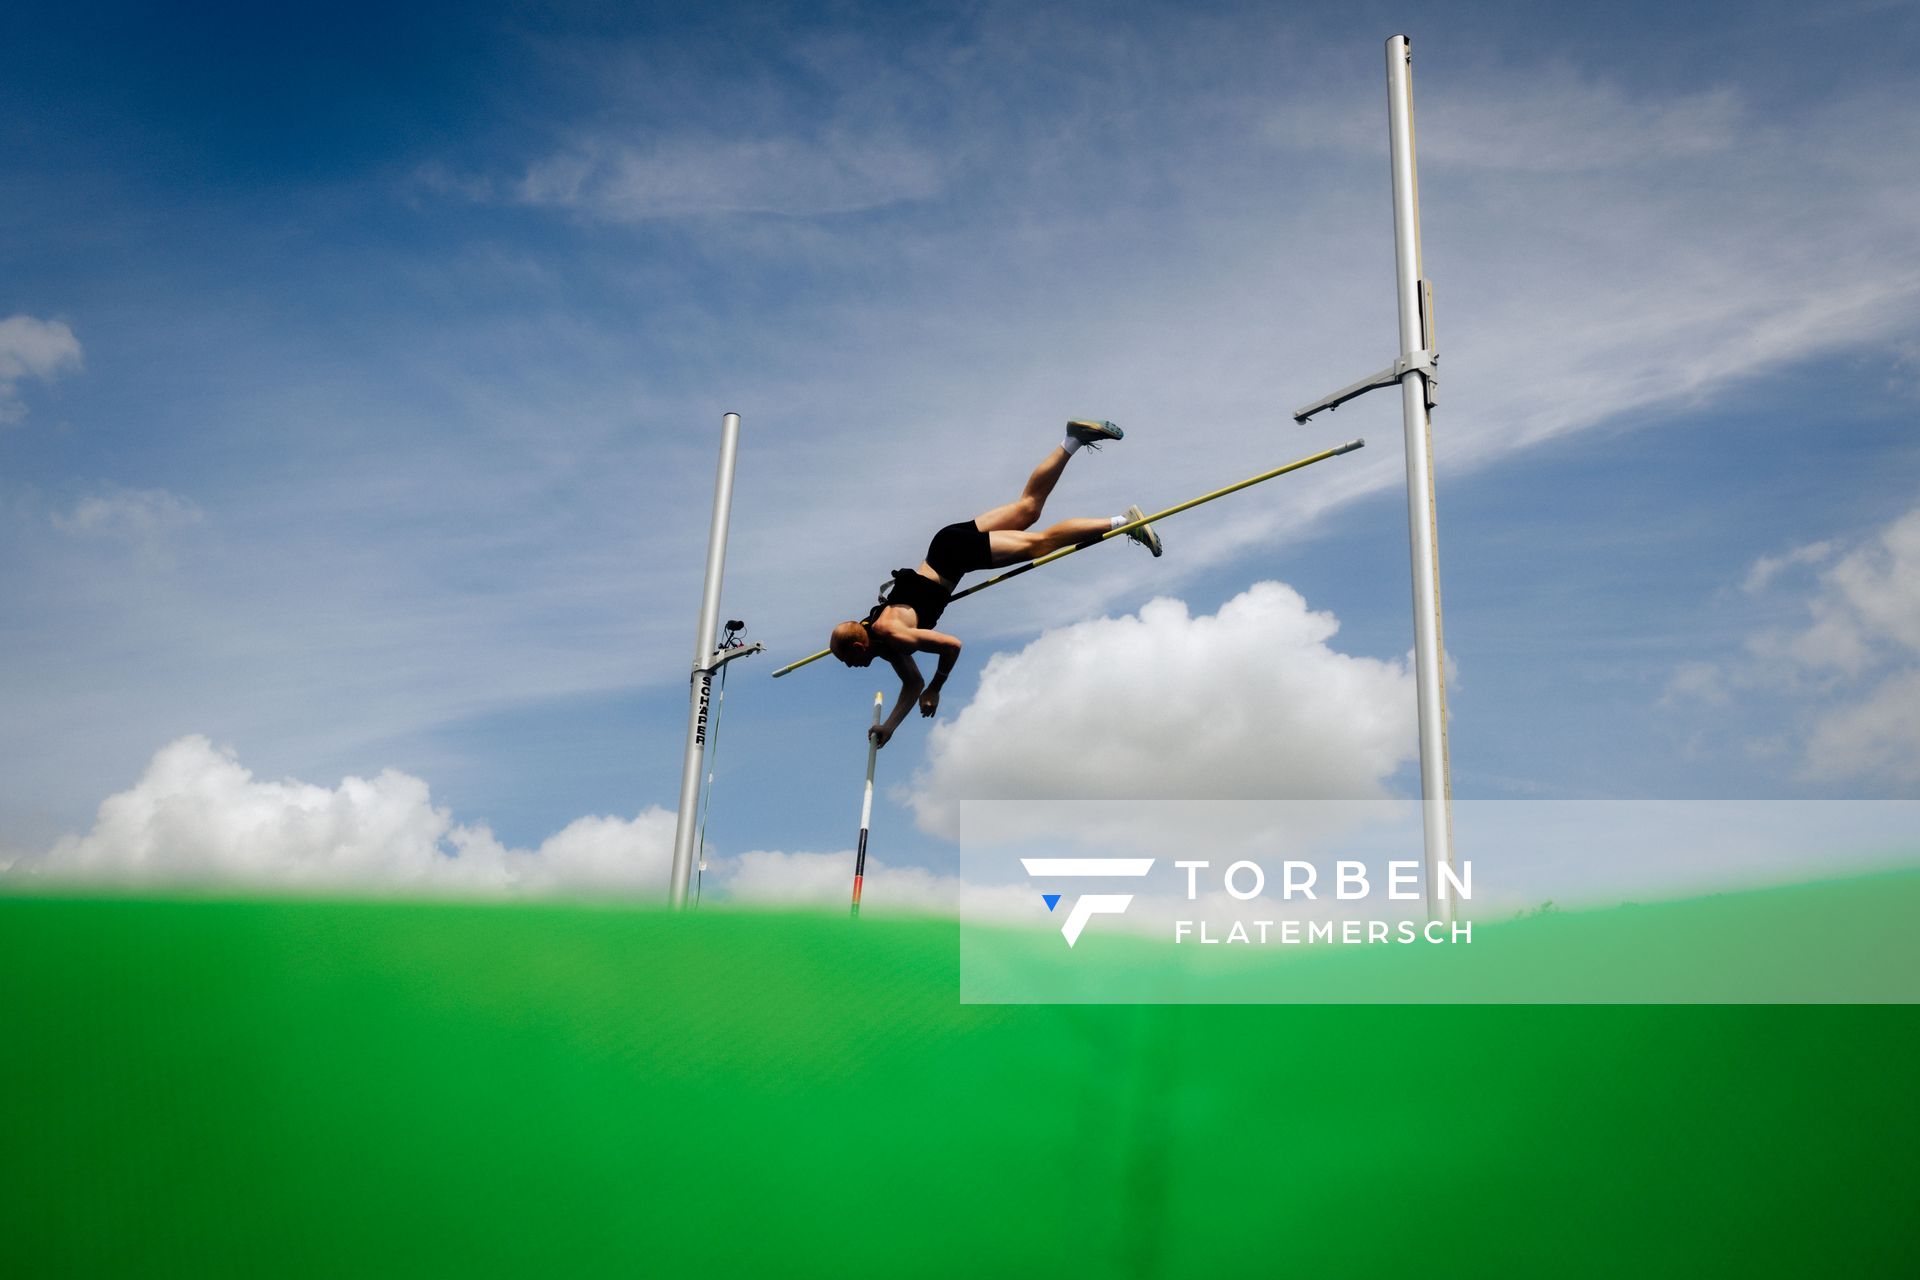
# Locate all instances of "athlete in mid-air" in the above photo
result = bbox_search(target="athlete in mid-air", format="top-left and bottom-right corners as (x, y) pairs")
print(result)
(828, 420), (1163, 747)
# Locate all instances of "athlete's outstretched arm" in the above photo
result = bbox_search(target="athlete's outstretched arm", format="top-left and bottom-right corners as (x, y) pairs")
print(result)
(871, 649), (924, 747)
(911, 630), (962, 717)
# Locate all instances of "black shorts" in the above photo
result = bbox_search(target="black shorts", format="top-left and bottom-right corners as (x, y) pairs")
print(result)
(925, 519), (993, 582)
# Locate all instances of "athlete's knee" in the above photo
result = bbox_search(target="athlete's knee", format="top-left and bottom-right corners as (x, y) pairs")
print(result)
(993, 530), (1038, 561)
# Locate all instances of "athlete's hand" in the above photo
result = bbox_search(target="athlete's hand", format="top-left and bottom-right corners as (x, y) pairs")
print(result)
(869, 722), (894, 749)
(919, 689), (940, 717)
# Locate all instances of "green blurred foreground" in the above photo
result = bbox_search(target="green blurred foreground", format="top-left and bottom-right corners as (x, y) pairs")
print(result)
(3, 876), (1917, 1276)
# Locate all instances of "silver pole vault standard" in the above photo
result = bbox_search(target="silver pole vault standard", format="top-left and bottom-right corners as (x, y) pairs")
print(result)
(691, 621), (763, 909)
(850, 691), (883, 919)
(669, 412), (745, 909)
(770, 438), (1365, 678)
(1296, 34), (1454, 923)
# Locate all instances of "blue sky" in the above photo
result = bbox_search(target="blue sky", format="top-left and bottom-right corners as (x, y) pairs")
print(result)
(3, 0), (1918, 901)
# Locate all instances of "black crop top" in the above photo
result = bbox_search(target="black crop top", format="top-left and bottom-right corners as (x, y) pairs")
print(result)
(870, 568), (952, 631)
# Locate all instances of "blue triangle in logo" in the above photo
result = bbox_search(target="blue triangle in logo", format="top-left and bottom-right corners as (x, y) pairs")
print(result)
(1042, 894), (1061, 912)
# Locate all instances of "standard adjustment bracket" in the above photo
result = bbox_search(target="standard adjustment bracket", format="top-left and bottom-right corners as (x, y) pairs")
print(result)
(1293, 347), (1438, 423)
(693, 641), (765, 679)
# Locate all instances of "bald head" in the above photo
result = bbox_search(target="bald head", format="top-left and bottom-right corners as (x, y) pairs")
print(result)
(829, 620), (873, 667)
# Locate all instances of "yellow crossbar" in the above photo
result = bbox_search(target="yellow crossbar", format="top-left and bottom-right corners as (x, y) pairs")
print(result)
(770, 438), (1364, 678)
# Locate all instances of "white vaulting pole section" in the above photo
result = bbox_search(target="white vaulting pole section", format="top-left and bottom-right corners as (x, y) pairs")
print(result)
(669, 412), (743, 909)
(851, 692), (883, 919)
(1385, 35), (1456, 923)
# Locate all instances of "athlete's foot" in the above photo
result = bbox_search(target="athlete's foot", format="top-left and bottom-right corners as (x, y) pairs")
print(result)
(1067, 419), (1124, 449)
(1120, 504), (1163, 557)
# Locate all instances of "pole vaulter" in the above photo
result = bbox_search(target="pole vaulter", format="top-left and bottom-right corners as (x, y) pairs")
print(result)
(770, 436), (1365, 682)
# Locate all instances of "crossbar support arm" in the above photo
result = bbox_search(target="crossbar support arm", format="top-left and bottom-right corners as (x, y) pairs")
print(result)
(698, 641), (765, 675)
(1293, 347), (1437, 424)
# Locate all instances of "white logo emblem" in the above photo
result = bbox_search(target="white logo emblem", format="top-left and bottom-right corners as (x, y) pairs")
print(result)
(1021, 858), (1155, 946)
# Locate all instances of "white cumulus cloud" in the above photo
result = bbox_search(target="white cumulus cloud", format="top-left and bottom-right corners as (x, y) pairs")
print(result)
(1803, 669), (1920, 784)
(1670, 499), (1920, 787)
(909, 583), (1418, 837)
(1742, 540), (1838, 595)
(1, 735), (994, 914)
(0, 313), (83, 424)
(1793, 505), (1920, 782)
(6, 735), (679, 895)
(1749, 504), (1920, 685)
(722, 848), (961, 914)
(717, 847), (1060, 924)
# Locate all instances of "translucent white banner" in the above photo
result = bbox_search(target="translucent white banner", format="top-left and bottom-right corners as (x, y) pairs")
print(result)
(957, 801), (1920, 1003)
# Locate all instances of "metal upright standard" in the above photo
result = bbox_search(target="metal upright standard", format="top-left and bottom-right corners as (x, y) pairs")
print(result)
(669, 413), (759, 909)
(1295, 34), (1455, 923)
(691, 620), (761, 909)
(770, 438), (1366, 678)
(850, 691), (883, 918)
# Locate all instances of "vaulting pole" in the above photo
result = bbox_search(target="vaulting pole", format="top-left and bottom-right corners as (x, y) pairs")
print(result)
(850, 691), (883, 918)
(669, 412), (743, 909)
(1385, 34), (1456, 924)
(770, 437), (1365, 678)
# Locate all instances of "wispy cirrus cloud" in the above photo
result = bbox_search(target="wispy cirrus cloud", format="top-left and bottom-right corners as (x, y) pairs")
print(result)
(1270, 73), (1747, 171)
(516, 132), (947, 219)
(507, 45), (1920, 650)
(52, 486), (205, 566)
(438, 26), (959, 221)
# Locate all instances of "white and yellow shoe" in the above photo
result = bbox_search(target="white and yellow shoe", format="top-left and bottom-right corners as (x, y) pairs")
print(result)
(1120, 504), (1162, 557)
(1067, 419), (1124, 448)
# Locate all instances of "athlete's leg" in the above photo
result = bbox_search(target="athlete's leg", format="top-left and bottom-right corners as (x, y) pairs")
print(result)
(987, 517), (1112, 565)
(974, 445), (1070, 533)
(975, 421), (1124, 532)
